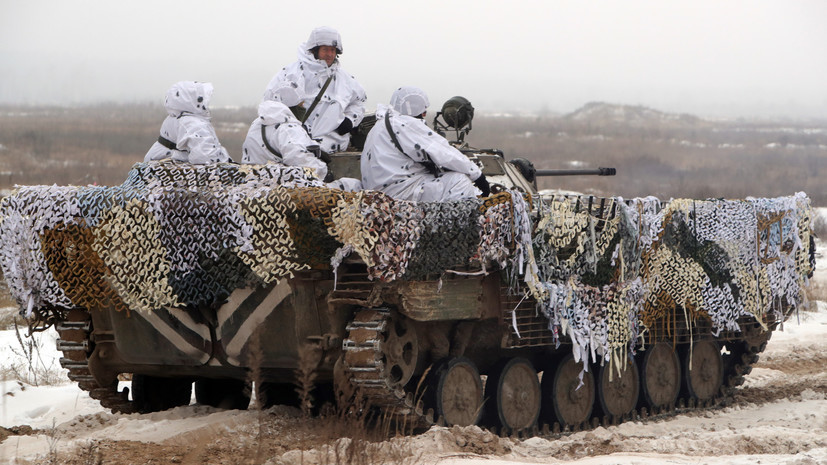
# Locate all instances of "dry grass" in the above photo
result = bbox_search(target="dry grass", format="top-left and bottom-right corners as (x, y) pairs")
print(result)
(812, 213), (827, 239)
(276, 338), (424, 465)
(0, 278), (15, 310)
(807, 281), (827, 305)
(71, 441), (104, 465)
(294, 343), (318, 417)
(303, 395), (424, 465)
(2, 317), (66, 387)
(0, 104), (254, 189)
(469, 113), (827, 204)
(0, 305), (17, 330)
(1, 103), (825, 204)
(245, 327), (267, 465)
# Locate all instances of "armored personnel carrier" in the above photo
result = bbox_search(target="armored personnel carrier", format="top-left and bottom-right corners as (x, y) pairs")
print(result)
(0, 97), (815, 434)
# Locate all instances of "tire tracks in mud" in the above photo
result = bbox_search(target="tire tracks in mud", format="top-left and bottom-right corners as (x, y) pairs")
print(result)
(14, 326), (827, 464)
(731, 348), (827, 406)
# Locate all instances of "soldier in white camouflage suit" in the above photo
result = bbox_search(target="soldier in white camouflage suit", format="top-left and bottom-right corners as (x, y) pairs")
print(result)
(144, 81), (232, 164)
(263, 26), (366, 155)
(361, 86), (490, 202)
(242, 82), (329, 180)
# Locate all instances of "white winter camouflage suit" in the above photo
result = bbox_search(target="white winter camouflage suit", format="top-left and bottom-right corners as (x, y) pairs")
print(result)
(144, 81), (231, 164)
(263, 27), (366, 154)
(361, 87), (482, 202)
(241, 100), (328, 179)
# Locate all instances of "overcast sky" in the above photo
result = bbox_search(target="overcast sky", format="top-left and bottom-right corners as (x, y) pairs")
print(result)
(1, 0), (826, 118)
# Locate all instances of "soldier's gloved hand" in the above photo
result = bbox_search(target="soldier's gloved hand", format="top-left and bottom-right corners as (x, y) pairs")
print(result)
(323, 169), (335, 183)
(335, 117), (353, 136)
(474, 173), (491, 197)
(308, 144), (332, 163)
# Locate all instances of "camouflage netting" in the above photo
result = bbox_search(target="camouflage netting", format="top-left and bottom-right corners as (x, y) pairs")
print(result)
(0, 161), (815, 372)
(530, 193), (813, 371)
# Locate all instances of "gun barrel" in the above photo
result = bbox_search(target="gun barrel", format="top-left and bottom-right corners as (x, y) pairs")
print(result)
(535, 167), (616, 177)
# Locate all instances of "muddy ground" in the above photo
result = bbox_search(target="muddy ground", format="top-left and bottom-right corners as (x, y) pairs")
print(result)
(2, 308), (825, 465)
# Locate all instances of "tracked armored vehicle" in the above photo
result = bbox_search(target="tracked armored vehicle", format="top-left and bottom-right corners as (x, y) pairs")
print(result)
(0, 97), (816, 435)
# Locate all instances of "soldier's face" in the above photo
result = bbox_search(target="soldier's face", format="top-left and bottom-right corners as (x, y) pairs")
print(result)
(317, 46), (337, 66)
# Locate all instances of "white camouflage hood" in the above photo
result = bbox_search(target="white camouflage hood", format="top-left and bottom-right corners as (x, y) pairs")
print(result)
(390, 86), (430, 116)
(257, 100), (298, 126)
(304, 26), (343, 53)
(164, 81), (213, 118)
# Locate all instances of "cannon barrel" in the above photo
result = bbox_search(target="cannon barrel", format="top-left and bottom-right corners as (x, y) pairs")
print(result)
(535, 167), (616, 177)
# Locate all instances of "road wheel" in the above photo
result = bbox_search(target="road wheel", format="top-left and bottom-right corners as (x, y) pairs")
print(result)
(641, 342), (681, 410)
(542, 354), (594, 429)
(596, 357), (639, 419)
(485, 357), (541, 434)
(428, 357), (483, 427)
(684, 340), (723, 401)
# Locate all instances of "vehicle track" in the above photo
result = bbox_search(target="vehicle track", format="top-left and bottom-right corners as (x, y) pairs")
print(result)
(339, 307), (768, 437)
(57, 305), (771, 435)
(55, 309), (135, 414)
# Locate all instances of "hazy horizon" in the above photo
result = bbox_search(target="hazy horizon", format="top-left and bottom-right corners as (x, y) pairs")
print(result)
(2, 0), (826, 120)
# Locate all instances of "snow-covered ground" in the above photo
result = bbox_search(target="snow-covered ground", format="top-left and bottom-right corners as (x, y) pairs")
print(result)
(0, 328), (108, 430)
(1, 239), (825, 464)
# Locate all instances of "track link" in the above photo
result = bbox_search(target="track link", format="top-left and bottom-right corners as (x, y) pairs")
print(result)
(55, 310), (136, 414)
(341, 308), (434, 427)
